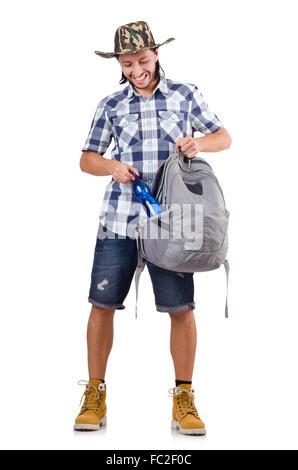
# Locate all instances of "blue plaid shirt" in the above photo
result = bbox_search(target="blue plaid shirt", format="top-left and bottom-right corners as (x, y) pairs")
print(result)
(82, 70), (223, 238)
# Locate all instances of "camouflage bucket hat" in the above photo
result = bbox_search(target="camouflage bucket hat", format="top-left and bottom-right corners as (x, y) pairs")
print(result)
(95, 21), (175, 58)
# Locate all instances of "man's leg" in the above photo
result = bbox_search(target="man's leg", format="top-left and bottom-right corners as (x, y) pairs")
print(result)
(168, 309), (197, 381)
(74, 305), (114, 430)
(75, 229), (138, 430)
(168, 309), (205, 435)
(87, 305), (115, 380)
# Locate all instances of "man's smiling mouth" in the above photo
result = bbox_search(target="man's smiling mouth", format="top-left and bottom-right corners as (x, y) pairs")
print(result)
(132, 73), (148, 82)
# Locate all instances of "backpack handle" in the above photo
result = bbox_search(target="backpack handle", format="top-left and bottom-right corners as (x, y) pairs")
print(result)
(178, 148), (192, 169)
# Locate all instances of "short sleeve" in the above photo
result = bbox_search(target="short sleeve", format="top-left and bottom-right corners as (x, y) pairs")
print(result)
(190, 86), (223, 135)
(82, 98), (113, 154)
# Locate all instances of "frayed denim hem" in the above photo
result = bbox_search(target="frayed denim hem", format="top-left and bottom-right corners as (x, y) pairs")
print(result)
(156, 302), (196, 313)
(88, 298), (125, 310)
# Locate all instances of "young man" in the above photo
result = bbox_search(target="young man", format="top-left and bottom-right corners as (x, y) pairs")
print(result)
(74, 21), (231, 435)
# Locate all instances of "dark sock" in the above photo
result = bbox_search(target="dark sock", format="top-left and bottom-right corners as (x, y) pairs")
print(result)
(175, 379), (192, 387)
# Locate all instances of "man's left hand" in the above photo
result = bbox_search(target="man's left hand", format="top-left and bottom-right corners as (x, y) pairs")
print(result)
(176, 137), (199, 158)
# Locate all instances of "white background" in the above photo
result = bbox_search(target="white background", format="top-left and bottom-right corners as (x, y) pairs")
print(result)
(0, 0), (298, 450)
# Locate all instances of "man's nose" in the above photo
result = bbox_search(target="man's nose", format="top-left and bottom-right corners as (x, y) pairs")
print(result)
(131, 64), (143, 77)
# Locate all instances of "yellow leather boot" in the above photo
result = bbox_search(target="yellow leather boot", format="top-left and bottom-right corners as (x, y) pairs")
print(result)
(74, 379), (107, 431)
(169, 384), (206, 435)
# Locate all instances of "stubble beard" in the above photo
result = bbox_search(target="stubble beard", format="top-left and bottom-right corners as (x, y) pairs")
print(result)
(129, 67), (159, 92)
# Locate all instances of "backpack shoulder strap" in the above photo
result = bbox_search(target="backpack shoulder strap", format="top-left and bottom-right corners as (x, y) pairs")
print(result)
(134, 262), (145, 318)
(223, 259), (230, 318)
(134, 228), (146, 318)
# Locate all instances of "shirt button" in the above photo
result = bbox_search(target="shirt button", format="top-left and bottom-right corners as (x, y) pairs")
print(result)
(148, 180), (152, 183)
(149, 159), (152, 163)
(146, 101), (150, 106)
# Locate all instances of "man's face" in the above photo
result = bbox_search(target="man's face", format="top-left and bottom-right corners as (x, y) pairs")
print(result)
(118, 49), (159, 91)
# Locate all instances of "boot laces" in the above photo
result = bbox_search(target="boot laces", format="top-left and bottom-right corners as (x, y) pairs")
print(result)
(78, 380), (105, 414)
(168, 386), (199, 418)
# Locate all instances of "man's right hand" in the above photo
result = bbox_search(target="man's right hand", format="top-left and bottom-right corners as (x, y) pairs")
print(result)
(79, 151), (140, 181)
(111, 161), (140, 184)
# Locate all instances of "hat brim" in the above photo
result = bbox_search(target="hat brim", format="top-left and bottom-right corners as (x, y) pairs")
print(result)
(94, 37), (175, 58)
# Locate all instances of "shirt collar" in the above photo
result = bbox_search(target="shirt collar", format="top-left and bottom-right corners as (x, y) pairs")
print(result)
(126, 69), (168, 99)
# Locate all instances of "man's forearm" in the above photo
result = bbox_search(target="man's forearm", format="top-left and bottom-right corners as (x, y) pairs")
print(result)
(195, 127), (232, 152)
(80, 151), (117, 176)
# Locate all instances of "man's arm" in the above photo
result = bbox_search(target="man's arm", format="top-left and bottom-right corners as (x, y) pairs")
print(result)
(80, 151), (115, 176)
(80, 151), (140, 183)
(176, 127), (232, 158)
(195, 127), (232, 152)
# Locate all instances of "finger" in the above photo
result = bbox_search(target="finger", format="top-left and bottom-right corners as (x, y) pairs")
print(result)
(181, 136), (192, 147)
(126, 171), (136, 182)
(123, 175), (133, 184)
(129, 166), (140, 177)
(128, 171), (137, 183)
(189, 147), (198, 158)
(176, 137), (184, 149)
(132, 167), (140, 176)
(128, 172), (137, 183)
(129, 174), (136, 182)
(181, 137), (195, 150)
(187, 151), (197, 159)
(181, 141), (195, 153)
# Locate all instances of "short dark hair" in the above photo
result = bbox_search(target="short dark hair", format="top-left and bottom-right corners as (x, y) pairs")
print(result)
(115, 48), (165, 85)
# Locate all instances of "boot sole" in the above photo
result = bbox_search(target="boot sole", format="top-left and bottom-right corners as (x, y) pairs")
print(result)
(171, 419), (206, 436)
(74, 415), (107, 431)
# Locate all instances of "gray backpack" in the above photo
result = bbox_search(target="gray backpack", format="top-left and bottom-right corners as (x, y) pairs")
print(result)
(134, 150), (230, 317)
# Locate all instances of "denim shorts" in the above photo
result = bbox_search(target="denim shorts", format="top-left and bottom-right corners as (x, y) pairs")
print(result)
(88, 225), (195, 313)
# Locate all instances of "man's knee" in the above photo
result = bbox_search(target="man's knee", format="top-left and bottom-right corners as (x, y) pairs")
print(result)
(90, 305), (115, 317)
(169, 309), (194, 322)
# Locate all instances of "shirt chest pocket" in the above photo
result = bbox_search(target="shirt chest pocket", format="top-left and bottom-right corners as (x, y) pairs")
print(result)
(158, 111), (186, 144)
(111, 113), (140, 149)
